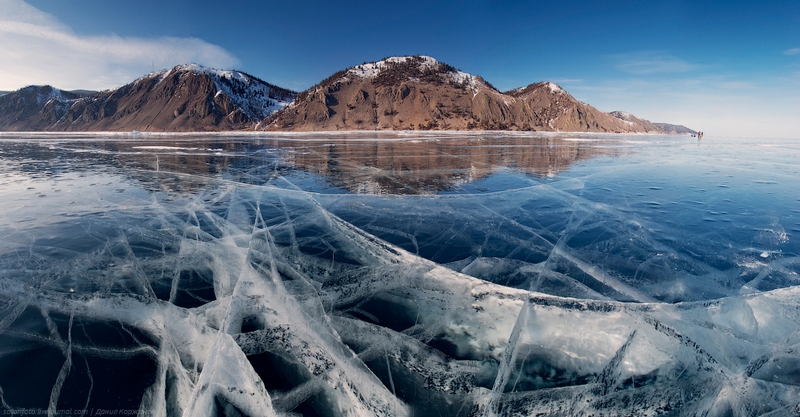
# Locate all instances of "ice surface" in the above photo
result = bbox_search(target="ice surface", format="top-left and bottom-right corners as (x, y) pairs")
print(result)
(0, 134), (798, 416)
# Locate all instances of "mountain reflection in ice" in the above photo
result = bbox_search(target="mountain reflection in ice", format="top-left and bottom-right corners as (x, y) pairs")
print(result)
(0, 133), (798, 416)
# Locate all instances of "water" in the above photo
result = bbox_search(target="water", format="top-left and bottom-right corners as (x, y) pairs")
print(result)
(0, 133), (798, 416)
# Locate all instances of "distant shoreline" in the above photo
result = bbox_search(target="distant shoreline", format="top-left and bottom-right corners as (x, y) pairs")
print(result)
(0, 130), (694, 139)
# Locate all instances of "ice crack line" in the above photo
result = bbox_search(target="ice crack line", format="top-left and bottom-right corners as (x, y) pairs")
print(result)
(483, 298), (531, 417)
(48, 309), (73, 417)
(552, 245), (658, 303)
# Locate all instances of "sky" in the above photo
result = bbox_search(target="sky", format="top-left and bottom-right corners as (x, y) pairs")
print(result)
(1, 0), (798, 138)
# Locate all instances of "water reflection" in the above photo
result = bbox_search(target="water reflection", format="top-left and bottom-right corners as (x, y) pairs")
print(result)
(1, 134), (621, 195)
(282, 136), (614, 194)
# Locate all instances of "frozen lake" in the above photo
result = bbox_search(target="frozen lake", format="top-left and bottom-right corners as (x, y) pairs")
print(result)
(0, 133), (798, 416)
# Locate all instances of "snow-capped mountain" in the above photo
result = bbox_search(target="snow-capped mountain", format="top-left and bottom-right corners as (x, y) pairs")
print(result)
(608, 110), (662, 132)
(653, 122), (697, 135)
(154, 64), (295, 123)
(0, 85), (85, 131)
(346, 55), (482, 92)
(0, 65), (297, 132)
(0, 58), (694, 133)
(263, 55), (673, 133)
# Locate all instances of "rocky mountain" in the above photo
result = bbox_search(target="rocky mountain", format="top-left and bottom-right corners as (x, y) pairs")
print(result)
(608, 111), (661, 132)
(0, 86), (85, 131)
(1, 57), (695, 134)
(262, 55), (673, 133)
(653, 122), (696, 135)
(0, 64), (296, 132)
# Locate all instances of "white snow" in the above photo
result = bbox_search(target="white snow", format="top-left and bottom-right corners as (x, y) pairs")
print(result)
(348, 56), (440, 78)
(546, 82), (563, 94)
(609, 111), (638, 126)
(347, 56), (482, 92)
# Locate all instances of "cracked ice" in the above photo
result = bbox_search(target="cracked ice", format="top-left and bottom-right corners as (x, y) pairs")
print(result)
(0, 133), (799, 416)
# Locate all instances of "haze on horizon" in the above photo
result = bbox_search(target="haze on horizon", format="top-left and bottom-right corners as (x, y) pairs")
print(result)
(1, 0), (798, 138)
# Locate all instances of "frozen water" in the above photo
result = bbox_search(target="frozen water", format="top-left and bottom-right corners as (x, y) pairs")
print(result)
(0, 133), (798, 416)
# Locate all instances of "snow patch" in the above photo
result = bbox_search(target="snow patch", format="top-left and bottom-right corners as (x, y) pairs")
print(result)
(158, 64), (296, 120)
(348, 56), (481, 92)
(546, 82), (563, 94)
(609, 111), (637, 126)
(349, 56), (440, 78)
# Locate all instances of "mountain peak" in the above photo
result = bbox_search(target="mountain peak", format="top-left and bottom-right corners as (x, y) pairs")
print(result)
(544, 82), (564, 94)
(264, 56), (667, 132)
(609, 111), (634, 121)
(149, 63), (297, 123)
(139, 64), (255, 85)
(507, 81), (567, 98)
(348, 55), (441, 78)
(167, 63), (253, 82)
(0, 64), (297, 132)
(316, 55), (482, 92)
(0, 57), (692, 134)
(12, 85), (80, 106)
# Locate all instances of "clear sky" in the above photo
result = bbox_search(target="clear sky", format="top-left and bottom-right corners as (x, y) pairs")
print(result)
(1, 0), (798, 138)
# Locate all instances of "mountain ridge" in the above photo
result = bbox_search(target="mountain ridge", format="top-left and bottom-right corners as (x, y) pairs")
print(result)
(262, 55), (689, 133)
(0, 65), (297, 132)
(0, 57), (694, 134)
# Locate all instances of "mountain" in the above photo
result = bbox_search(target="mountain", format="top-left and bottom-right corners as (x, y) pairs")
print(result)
(0, 64), (297, 132)
(608, 111), (661, 132)
(653, 122), (696, 135)
(0, 85), (85, 131)
(262, 55), (669, 133)
(0, 57), (694, 134)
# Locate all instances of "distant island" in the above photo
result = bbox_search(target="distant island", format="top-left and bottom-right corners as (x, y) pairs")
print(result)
(0, 56), (694, 135)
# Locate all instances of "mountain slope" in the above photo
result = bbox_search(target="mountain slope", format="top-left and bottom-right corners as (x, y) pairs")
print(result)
(653, 122), (696, 135)
(607, 110), (662, 133)
(0, 64), (296, 132)
(262, 55), (666, 133)
(0, 58), (694, 134)
(0, 86), (84, 131)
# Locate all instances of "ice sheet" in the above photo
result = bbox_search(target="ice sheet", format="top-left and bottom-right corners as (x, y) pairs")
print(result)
(0, 134), (798, 416)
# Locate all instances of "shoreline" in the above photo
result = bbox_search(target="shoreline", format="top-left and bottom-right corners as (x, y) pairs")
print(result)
(0, 130), (694, 141)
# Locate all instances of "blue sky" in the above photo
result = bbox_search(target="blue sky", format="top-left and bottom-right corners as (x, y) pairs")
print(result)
(2, 0), (799, 137)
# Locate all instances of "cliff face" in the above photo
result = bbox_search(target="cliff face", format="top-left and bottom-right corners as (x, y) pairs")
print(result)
(0, 65), (296, 132)
(263, 56), (665, 133)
